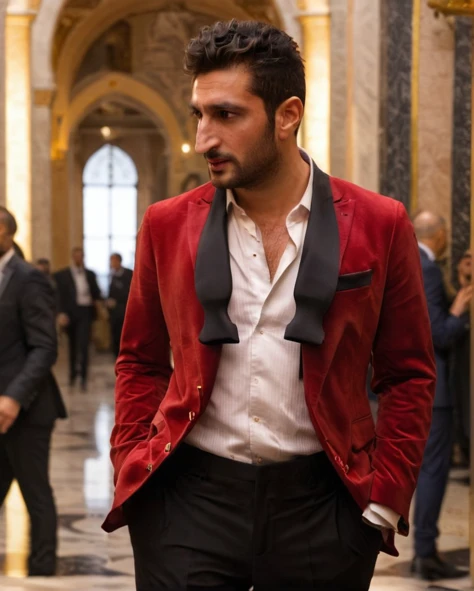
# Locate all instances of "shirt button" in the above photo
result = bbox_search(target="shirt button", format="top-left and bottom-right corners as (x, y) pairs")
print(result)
(254, 378), (259, 384)
(253, 254), (257, 257)
(146, 463), (153, 472)
(259, 330), (264, 335)
(164, 443), (172, 453)
(253, 417), (260, 423)
(256, 457), (263, 464)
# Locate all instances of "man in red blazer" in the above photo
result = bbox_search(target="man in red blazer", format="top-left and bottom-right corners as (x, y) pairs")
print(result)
(103, 20), (436, 591)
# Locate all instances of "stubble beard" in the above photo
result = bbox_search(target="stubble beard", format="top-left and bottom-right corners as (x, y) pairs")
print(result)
(209, 128), (281, 191)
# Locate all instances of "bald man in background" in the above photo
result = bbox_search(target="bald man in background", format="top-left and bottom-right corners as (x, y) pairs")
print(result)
(411, 212), (472, 581)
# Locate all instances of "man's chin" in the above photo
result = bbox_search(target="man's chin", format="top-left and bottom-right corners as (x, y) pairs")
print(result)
(209, 172), (235, 190)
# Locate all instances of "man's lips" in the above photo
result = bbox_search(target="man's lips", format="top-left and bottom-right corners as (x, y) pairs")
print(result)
(207, 158), (231, 171)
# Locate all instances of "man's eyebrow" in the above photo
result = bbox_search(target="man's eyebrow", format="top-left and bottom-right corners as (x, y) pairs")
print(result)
(189, 102), (246, 112)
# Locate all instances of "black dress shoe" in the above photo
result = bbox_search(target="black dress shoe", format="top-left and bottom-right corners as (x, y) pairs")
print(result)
(411, 553), (468, 581)
(28, 569), (56, 577)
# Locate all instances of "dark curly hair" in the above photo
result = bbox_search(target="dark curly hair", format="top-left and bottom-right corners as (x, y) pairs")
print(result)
(184, 20), (305, 128)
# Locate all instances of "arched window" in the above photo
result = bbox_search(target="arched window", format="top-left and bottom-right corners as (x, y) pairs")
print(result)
(83, 144), (138, 294)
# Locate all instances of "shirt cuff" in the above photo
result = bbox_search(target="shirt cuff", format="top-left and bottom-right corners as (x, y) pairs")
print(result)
(362, 503), (399, 532)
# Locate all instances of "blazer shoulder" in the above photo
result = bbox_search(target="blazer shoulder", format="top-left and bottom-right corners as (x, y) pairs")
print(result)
(146, 182), (214, 223)
(330, 176), (401, 218)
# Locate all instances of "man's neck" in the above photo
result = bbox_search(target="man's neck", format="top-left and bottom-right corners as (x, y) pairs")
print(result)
(233, 149), (310, 221)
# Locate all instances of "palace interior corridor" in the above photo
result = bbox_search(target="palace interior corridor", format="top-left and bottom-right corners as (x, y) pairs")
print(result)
(0, 348), (470, 591)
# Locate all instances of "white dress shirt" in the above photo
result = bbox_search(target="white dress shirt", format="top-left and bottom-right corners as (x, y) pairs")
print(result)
(0, 247), (15, 285)
(186, 158), (399, 531)
(71, 266), (92, 306)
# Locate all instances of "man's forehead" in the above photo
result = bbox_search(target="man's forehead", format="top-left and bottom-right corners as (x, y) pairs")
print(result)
(192, 67), (252, 100)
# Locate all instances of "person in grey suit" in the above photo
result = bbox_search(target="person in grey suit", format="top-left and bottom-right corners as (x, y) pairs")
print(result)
(0, 206), (67, 576)
(411, 211), (472, 581)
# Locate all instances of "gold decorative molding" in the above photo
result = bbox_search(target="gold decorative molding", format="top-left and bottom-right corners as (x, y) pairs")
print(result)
(427, 0), (474, 16)
(34, 88), (55, 107)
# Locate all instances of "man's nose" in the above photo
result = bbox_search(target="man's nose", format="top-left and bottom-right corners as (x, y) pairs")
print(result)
(194, 120), (220, 155)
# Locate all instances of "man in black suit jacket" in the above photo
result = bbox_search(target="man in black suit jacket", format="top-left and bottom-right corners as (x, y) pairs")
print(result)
(0, 206), (67, 576)
(411, 211), (472, 581)
(106, 253), (133, 357)
(54, 247), (101, 390)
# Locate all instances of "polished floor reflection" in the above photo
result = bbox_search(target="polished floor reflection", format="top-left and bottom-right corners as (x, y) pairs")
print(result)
(0, 348), (471, 590)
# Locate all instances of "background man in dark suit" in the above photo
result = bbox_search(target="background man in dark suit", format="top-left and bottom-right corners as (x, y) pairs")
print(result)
(54, 247), (101, 390)
(0, 206), (67, 576)
(106, 253), (133, 358)
(412, 211), (472, 581)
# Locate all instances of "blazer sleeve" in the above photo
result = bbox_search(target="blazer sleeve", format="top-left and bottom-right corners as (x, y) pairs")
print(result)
(4, 270), (58, 408)
(369, 203), (436, 534)
(88, 270), (102, 301)
(422, 262), (467, 351)
(110, 208), (172, 484)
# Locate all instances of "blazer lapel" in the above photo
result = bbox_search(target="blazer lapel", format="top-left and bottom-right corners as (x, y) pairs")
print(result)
(284, 162), (340, 346)
(193, 189), (239, 345)
(0, 266), (13, 302)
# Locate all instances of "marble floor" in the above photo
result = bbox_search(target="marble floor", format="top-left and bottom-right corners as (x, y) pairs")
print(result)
(0, 348), (472, 591)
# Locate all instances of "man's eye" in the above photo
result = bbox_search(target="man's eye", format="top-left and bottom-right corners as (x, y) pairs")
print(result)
(191, 110), (202, 119)
(219, 111), (233, 119)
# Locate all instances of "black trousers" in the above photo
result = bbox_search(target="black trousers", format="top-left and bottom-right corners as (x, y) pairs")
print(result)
(67, 306), (93, 383)
(125, 444), (382, 591)
(0, 423), (57, 575)
(414, 408), (454, 557)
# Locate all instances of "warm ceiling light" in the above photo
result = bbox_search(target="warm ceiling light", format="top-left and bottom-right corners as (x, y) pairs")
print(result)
(181, 143), (191, 154)
(101, 126), (112, 138)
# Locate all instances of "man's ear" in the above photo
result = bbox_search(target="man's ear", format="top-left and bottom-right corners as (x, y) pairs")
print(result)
(275, 97), (304, 141)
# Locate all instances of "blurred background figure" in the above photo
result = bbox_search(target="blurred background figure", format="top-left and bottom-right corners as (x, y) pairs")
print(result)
(411, 211), (472, 581)
(53, 247), (102, 391)
(106, 253), (133, 358)
(451, 249), (471, 467)
(0, 206), (66, 577)
(35, 258), (56, 290)
(35, 258), (51, 276)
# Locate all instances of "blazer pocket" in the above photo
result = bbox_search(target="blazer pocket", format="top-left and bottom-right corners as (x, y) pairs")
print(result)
(336, 269), (373, 292)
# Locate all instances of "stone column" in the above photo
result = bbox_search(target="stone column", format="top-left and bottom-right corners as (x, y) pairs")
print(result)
(351, 0), (381, 192)
(451, 18), (472, 275)
(0, 0), (7, 206)
(329, 0), (348, 180)
(51, 154), (71, 269)
(298, 0), (331, 172)
(379, 0), (413, 207)
(5, 11), (36, 259)
(415, 1), (455, 223)
(32, 90), (54, 261)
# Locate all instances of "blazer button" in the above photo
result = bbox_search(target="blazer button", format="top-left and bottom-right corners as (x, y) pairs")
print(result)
(189, 411), (196, 421)
(164, 443), (172, 453)
(146, 463), (153, 472)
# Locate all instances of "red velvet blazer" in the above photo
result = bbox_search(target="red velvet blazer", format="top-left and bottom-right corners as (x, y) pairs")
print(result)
(102, 178), (436, 556)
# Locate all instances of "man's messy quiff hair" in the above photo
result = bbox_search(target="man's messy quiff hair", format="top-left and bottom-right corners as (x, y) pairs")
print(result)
(184, 20), (305, 128)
